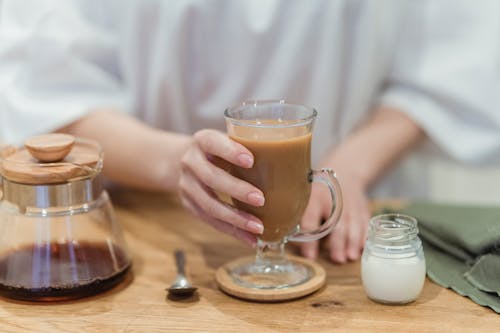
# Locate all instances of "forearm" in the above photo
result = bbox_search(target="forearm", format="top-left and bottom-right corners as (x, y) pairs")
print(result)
(58, 109), (192, 192)
(326, 106), (426, 188)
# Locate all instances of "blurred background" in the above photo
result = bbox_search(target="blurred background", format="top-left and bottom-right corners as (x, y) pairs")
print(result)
(429, 161), (500, 204)
(0, 0), (499, 205)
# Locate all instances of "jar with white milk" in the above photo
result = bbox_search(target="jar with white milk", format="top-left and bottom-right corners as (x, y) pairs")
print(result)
(361, 213), (426, 304)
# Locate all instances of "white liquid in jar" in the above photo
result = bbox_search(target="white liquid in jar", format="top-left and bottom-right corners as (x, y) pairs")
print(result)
(361, 253), (426, 304)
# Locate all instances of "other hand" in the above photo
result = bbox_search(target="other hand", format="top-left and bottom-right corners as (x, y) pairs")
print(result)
(300, 161), (370, 263)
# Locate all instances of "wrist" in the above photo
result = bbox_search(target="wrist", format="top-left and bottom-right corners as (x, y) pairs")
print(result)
(322, 107), (424, 191)
(323, 149), (372, 191)
(154, 131), (192, 192)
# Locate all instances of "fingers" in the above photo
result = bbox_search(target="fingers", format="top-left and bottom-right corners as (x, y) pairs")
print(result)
(329, 220), (348, 263)
(194, 129), (254, 168)
(182, 133), (265, 207)
(346, 211), (370, 261)
(182, 147), (265, 206)
(299, 186), (326, 259)
(179, 169), (264, 235)
(300, 202), (322, 259)
(345, 218), (362, 261)
(329, 209), (370, 263)
(180, 195), (257, 247)
(178, 129), (267, 248)
(361, 215), (369, 248)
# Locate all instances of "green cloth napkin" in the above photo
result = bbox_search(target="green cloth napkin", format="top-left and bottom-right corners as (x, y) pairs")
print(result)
(395, 202), (500, 313)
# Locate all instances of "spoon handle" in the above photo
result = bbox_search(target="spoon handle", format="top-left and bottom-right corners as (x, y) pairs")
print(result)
(174, 250), (186, 275)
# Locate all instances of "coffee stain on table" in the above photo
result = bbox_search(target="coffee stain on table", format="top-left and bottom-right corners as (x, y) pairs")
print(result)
(310, 299), (344, 308)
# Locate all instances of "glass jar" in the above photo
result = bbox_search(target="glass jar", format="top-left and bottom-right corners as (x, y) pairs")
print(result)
(361, 213), (426, 304)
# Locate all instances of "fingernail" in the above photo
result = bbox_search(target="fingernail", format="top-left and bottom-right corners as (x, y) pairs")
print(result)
(247, 192), (265, 206)
(237, 154), (253, 168)
(247, 220), (264, 234)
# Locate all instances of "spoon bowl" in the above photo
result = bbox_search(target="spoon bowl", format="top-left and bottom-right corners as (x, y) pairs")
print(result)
(167, 250), (197, 297)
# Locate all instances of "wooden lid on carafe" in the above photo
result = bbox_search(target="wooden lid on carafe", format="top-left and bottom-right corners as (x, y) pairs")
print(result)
(0, 134), (101, 185)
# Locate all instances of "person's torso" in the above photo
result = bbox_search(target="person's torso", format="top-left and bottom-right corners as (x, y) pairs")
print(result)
(110, 0), (406, 162)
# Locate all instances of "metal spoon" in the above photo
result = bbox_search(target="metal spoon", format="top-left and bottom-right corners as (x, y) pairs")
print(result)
(167, 250), (197, 296)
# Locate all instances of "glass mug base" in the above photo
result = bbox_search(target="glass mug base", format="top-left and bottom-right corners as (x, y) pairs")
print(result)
(229, 258), (313, 290)
(227, 240), (313, 290)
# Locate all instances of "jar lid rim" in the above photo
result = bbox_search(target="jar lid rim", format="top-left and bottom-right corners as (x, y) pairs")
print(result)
(368, 213), (419, 243)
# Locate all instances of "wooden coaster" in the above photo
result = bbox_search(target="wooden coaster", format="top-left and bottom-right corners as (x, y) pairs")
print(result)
(215, 255), (325, 302)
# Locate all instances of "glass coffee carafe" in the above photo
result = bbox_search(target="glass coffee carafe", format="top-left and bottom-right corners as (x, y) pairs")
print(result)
(0, 134), (131, 301)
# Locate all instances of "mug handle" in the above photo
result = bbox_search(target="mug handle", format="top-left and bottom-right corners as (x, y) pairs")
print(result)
(287, 168), (343, 242)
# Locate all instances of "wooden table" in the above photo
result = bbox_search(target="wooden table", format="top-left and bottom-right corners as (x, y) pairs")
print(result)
(1, 190), (499, 332)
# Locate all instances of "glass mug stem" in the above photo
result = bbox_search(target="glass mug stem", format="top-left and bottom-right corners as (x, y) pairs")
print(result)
(255, 240), (286, 267)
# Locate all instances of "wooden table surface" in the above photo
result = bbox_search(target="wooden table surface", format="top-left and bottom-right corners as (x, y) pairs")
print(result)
(0, 190), (499, 332)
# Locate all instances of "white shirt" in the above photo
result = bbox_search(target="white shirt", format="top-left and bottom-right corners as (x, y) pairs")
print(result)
(1, 0), (499, 197)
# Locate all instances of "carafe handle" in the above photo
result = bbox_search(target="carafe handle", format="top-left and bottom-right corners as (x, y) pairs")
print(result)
(287, 168), (343, 242)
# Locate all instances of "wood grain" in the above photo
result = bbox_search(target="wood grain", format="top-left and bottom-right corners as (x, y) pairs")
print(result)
(0, 190), (498, 333)
(1, 144), (99, 184)
(24, 133), (75, 162)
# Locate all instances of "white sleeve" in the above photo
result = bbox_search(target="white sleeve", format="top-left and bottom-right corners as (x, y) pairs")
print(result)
(379, 0), (500, 164)
(0, 0), (127, 144)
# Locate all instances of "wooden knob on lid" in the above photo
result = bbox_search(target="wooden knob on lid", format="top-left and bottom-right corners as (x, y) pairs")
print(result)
(24, 134), (75, 162)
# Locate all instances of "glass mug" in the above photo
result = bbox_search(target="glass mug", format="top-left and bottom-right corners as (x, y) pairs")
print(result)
(224, 100), (343, 289)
